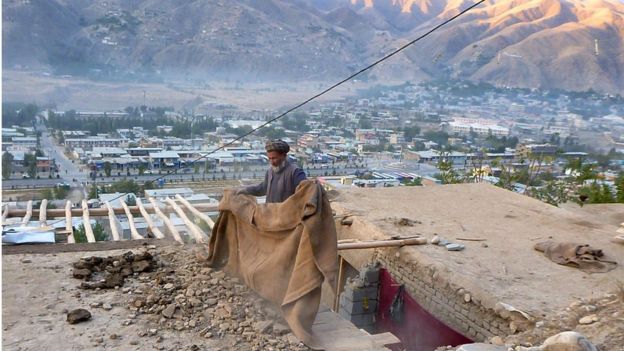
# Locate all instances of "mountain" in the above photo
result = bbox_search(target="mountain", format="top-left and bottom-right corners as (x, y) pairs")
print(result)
(3, 0), (624, 93)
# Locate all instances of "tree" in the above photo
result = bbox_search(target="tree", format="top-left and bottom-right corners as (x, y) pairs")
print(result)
(403, 126), (421, 141)
(138, 164), (146, 176)
(2, 152), (14, 179)
(24, 154), (37, 178)
(88, 185), (99, 199)
(616, 173), (624, 203)
(74, 223), (108, 243)
(103, 162), (112, 177)
(436, 152), (463, 184)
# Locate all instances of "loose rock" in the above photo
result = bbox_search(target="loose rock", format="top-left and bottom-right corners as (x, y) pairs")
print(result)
(67, 309), (91, 324)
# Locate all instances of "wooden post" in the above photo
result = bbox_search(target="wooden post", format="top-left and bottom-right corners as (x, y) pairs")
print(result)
(21, 200), (33, 227)
(165, 198), (207, 243)
(2, 204), (9, 225)
(136, 198), (165, 239)
(105, 202), (121, 241)
(119, 198), (143, 240)
(175, 194), (215, 229)
(39, 199), (48, 226)
(148, 198), (183, 244)
(81, 200), (96, 243)
(334, 256), (345, 312)
(66, 201), (75, 243)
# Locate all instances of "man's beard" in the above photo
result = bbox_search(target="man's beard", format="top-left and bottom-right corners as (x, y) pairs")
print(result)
(271, 159), (287, 173)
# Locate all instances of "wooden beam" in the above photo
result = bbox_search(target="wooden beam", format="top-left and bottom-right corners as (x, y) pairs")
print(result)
(65, 201), (75, 244)
(105, 202), (121, 241)
(337, 237), (427, 250)
(175, 194), (215, 230)
(39, 199), (48, 226)
(7, 203), (219, 218)
(21, 200), (33, 227)
(119, 198), (143, 240)
(165, 198), (207, 244)
(81, 200), (96, 243)
(2, 204), (9, 225)
(148, 198), (183, 244)
(136, 198), (165, 239)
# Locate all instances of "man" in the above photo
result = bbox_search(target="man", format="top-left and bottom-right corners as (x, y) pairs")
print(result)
(237, 139), (306, 203)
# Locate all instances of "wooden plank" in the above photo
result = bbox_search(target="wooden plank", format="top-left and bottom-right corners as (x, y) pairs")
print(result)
(21, 200), (33, 227)
(175, 194), (215, 229)
(148, 198), (184, 244)
(1, 204), (9, 225)
(105, 202), (122, 241)
(81, 200), (96, 243)
(165, 198), (207, 243)
(136, 198), (165, 239)
(334, 256), (345, 312)
(7, 203), (219, 218)
(368, 332), (401, 348)
(39, 199), (48, 226)
(66, 201), (75, 243)
(337, 237), (427, 250)
(119, 198), (143, 240)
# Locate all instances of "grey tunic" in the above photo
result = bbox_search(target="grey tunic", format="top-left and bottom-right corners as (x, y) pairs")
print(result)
(242, 161), (306, 203)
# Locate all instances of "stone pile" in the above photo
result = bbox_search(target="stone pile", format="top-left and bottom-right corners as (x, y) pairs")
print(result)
(71, 247), (309, 351)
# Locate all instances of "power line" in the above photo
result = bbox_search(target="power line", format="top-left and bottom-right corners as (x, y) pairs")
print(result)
(79, 0), (488, 207)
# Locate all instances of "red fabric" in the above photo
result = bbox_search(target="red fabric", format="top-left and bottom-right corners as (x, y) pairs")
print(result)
(376, 269), (472, 350)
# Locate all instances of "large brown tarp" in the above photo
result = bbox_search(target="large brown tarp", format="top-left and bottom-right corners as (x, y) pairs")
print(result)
(206, 180), (338, 349)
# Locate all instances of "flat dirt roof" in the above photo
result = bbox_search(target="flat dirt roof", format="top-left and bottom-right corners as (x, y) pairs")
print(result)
(332, 183), (624, 317)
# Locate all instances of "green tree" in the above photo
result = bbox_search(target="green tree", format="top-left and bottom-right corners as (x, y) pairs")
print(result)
(436, 152), (463, 184)
(103, 162), (112, 177)
(138, 164), (146, 176)
(616, 173), (624, 203)
(24, 154), (37, 178)
(88, 185), (99, 199)
(403, 126), (421, 141)
(55, 186), (69, 199)
(109, 179), (141, 194)
(74, 223), (108, 243)
(2, 152), (14, 179)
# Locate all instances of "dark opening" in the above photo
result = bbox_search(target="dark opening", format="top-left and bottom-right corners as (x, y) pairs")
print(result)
(376, 269), (472, 350)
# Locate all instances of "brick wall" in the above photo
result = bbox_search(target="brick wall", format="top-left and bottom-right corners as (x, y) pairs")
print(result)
(374, 249), (511, 341)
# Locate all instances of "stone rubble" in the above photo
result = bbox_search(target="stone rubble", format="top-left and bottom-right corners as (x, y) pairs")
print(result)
(70, 247), (310, 351)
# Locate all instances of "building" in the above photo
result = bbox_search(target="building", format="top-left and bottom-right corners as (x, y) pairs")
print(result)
(443, 120), (509, 137)
(149, 151), (180, 169)
(515, 143), (558, 159)
(65, 137), (122, 150)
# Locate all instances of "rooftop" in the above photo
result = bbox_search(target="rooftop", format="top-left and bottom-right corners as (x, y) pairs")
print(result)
(332, 183), (624, 317)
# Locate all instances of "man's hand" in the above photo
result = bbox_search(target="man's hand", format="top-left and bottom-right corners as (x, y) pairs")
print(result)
(234, 188), (247, 196)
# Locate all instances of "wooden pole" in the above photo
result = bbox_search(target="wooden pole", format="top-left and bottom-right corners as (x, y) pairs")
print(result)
(6, 203), (219, 218)
(81, 200), (96, 243)
(149, 198), (183, 244)
(337, 237), (427, 250)
(21, 200), (33, 227)
(66, 201), (75, 243)
(175, 194), (215, 229)
(165, 198), (206, 243)
(136, 198), (165, 239)
(39, 199), (48, 226)
(2, 204), (8, 225)
(105, 201), (121, 241)
(119, 198), (143, 240)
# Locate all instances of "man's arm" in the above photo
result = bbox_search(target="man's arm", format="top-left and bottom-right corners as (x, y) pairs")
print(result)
(293, 167), (307, 188)
(239, 171), (268, 196)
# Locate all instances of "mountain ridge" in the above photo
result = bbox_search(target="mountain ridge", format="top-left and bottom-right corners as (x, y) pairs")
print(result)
(3, 0), (624, 93)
